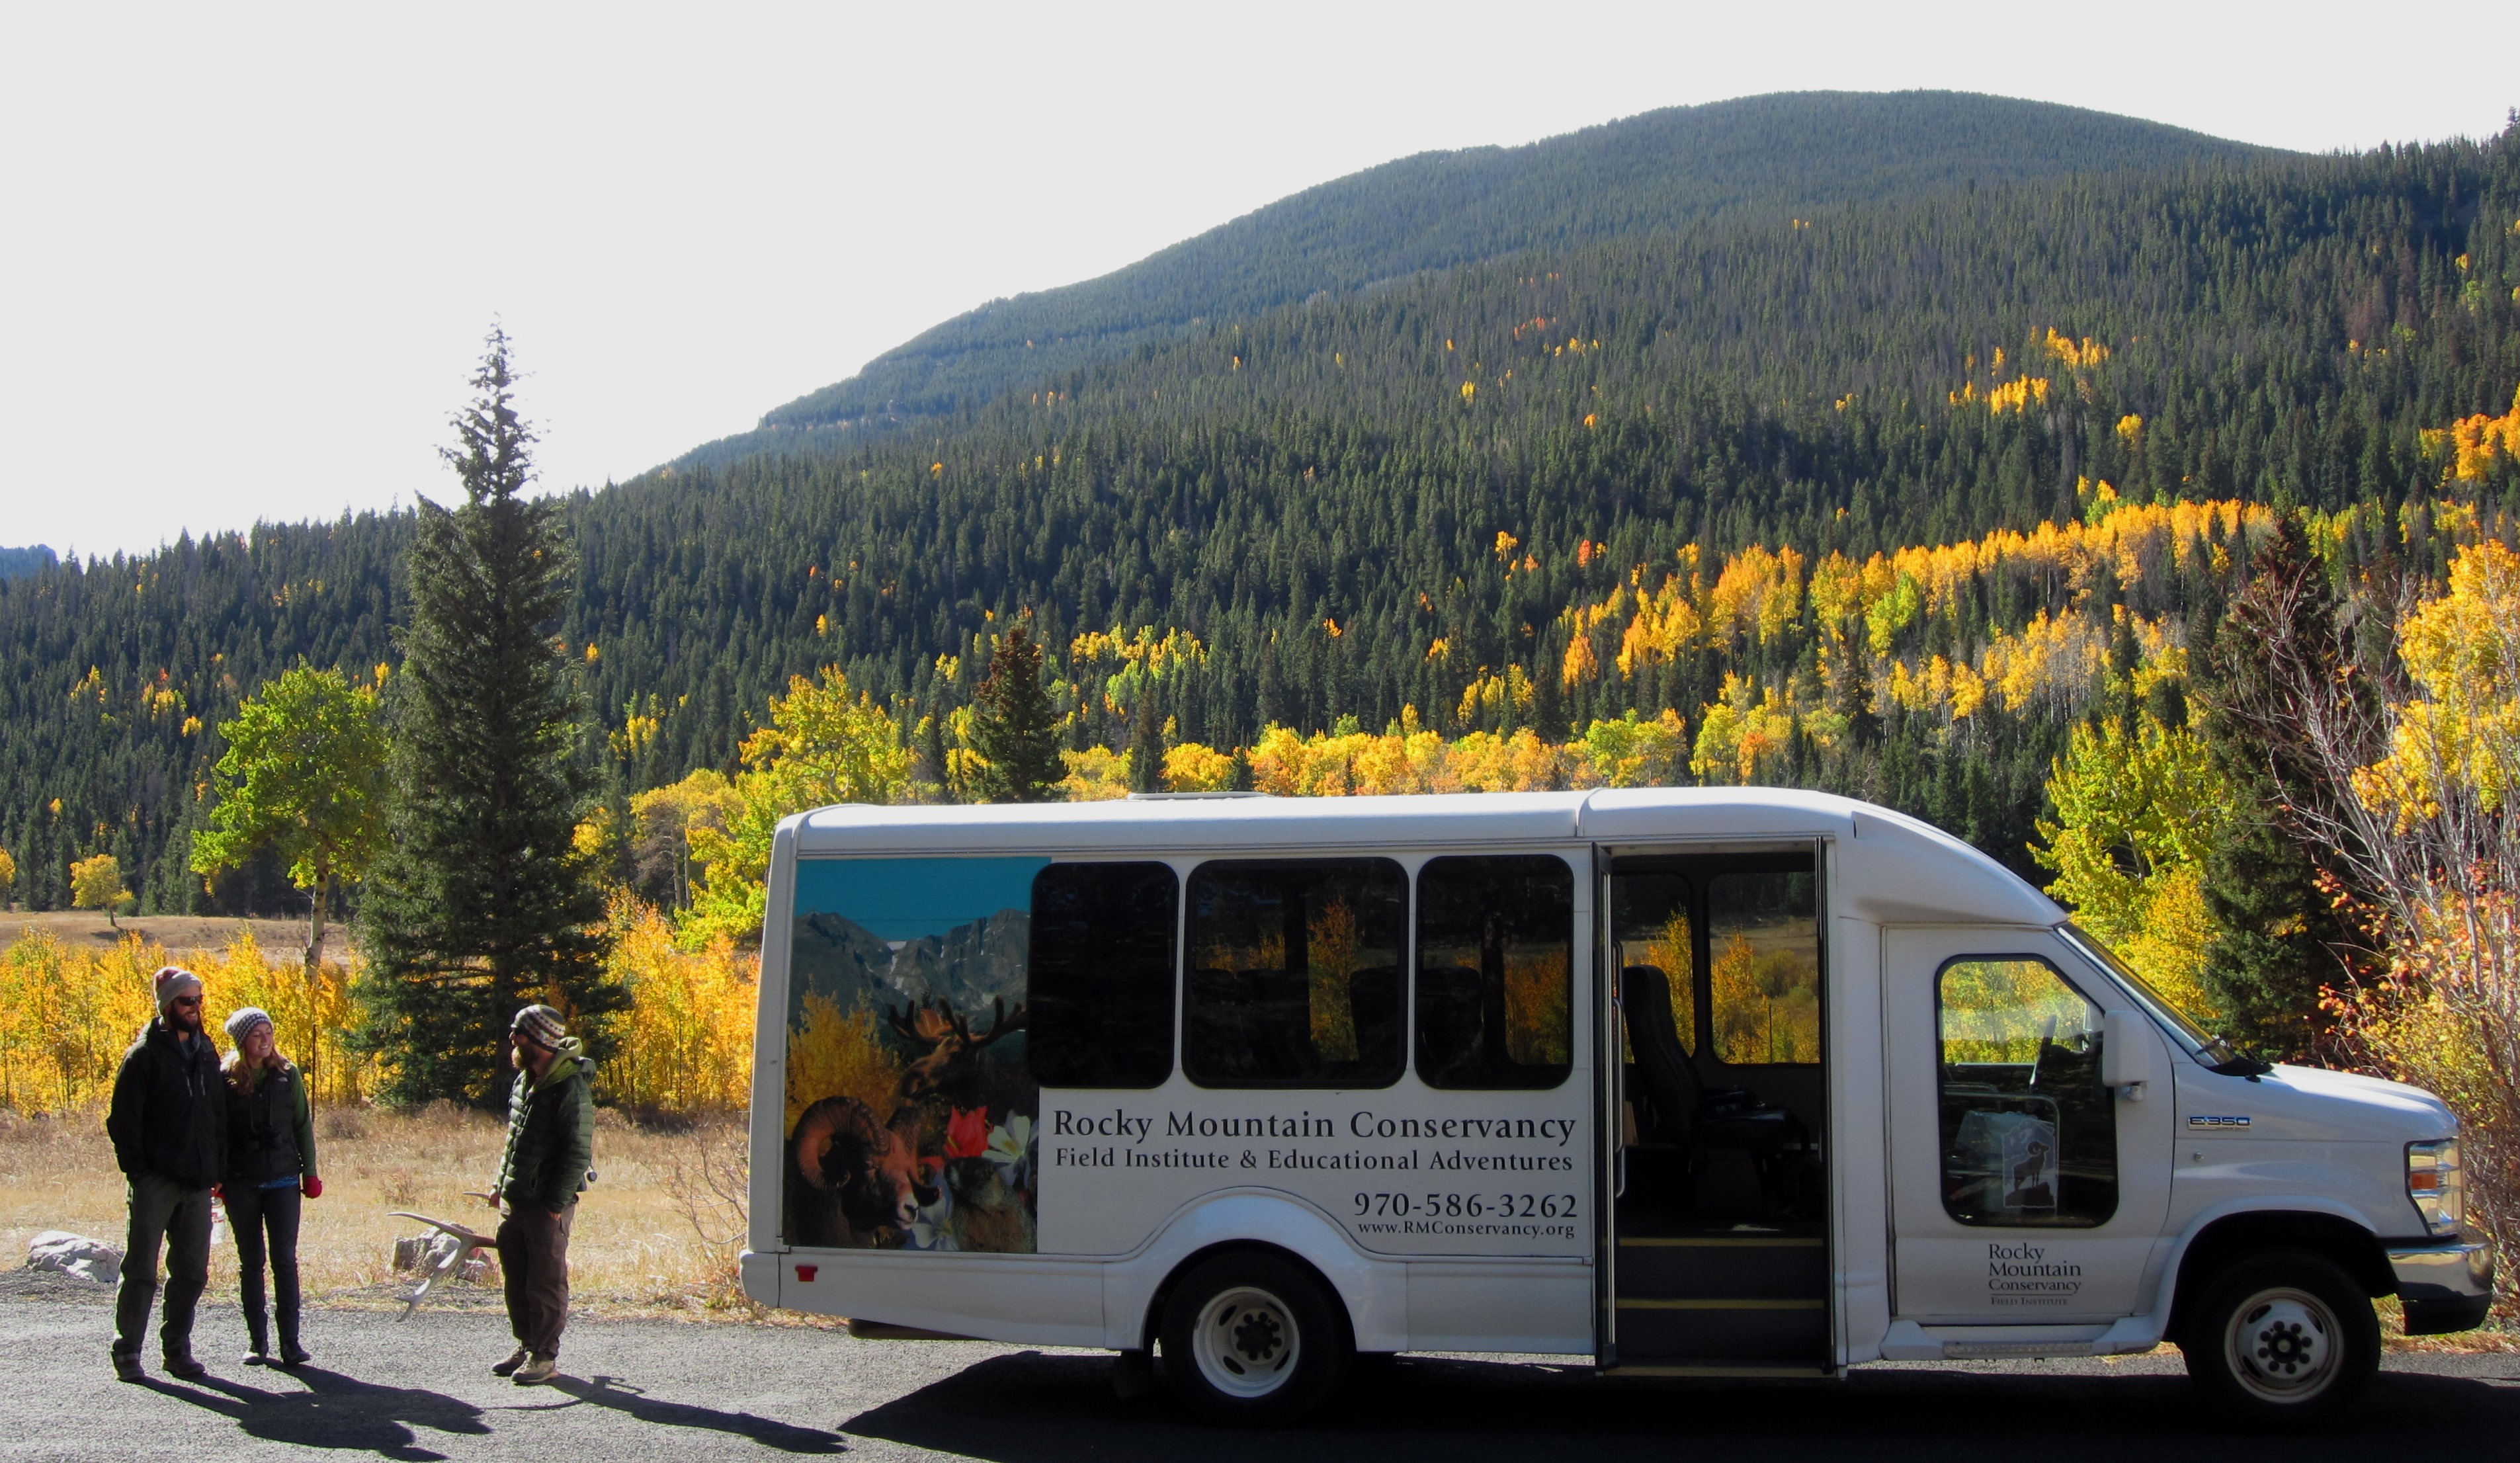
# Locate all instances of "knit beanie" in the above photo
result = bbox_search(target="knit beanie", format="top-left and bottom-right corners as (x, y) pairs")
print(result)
(511, 1004), (567, 1049)
(224, 1006), (273, 1044)
(153, 966), (202, 1014)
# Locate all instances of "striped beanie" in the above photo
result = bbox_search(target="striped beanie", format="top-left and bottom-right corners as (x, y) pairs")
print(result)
(224, 1007), (273, 1044)
(511, 1004), (567, 1048)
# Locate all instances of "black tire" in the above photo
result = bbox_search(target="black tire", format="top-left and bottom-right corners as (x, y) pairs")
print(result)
(1158, 1251), (1351, 1426)
(2178, 1248), (2380, 1427)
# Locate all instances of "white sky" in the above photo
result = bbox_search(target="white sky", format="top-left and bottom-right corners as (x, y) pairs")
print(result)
(2, 3), (2509, 560)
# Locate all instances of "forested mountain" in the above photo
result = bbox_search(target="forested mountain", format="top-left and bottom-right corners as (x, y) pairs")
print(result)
(3, 98), (2515, 917)
(0, 547), (57, 581)
(691, 91), (2270, 462)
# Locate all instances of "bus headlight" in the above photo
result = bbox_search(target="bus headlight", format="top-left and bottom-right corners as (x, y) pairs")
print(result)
(2406, 1139), (2464, 1237)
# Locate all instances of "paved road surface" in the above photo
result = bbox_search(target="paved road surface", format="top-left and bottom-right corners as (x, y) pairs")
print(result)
(4, 1290), (2515, 1462)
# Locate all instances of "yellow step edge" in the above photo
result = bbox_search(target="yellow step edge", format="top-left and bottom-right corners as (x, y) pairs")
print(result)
(1615, 1298), (1826, 1310)
(1619, 1237), (1825, 1247)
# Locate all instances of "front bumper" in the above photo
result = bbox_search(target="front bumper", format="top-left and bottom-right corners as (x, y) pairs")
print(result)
(2387, 1237), (2495, 1335)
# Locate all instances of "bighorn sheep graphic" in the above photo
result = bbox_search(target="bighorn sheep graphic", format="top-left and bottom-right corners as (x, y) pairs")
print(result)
(787, 1096), (939, 1247)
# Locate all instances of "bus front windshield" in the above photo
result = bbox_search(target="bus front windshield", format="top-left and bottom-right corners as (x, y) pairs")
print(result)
(2057, 923), (2267, 1073)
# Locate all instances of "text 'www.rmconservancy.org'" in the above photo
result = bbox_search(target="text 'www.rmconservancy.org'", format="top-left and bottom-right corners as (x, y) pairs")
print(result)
(1357, 1220), (1577, 1238)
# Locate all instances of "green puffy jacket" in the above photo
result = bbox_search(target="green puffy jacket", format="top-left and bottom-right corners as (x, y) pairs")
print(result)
(493, 1038), (595, 1214)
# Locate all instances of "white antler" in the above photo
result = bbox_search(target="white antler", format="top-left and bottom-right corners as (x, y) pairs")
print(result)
(387, 1211), (497, 1320)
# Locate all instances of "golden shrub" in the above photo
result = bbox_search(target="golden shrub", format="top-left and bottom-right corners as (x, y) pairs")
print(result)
(0, 927), (372, 1113)
(782, 993), (903, 1133)
(597, 896), (757, 1114)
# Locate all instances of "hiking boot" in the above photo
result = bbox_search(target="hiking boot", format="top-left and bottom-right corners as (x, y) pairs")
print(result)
(111, 1351), (144, 1383)
(490, 1347), (530, 1377)
(512, 1354), (558, 1386)
(163, 1349), (208, 1380)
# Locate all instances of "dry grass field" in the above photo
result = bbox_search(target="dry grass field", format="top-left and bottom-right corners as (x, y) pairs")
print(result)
(0, 1104), (765, 1322)
(0, 911), (348, 966)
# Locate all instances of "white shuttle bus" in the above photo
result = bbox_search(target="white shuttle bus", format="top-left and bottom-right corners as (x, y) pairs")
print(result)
(740, 788), (2492, 1426)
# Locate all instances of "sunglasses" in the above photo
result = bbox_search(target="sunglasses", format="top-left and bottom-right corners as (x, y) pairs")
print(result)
(169, 995), (204, 1007)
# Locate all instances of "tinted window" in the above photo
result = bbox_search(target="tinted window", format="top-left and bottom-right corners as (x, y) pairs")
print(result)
(1029, 862), (1179, 1089)
(1706, 871), (1820, 1064)
(1937, 957), (2118, 1228)
(1416, 855), (1574, 1089)
(1185, 858), (1406, 1087)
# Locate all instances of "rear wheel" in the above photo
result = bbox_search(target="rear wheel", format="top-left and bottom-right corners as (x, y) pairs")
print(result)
(1159, 1251), (1350, 1425)
(2179, 1249), (2378, 1427)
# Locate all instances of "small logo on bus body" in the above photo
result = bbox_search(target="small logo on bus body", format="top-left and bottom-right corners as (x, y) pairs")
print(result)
(2187, 1114), (2251, 1128)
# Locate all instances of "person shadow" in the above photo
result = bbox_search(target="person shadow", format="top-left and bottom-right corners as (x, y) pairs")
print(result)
(548, 1374), (847, 1454)
(142, 1366), (846, 1458)
(140, 1366), (491, 1462)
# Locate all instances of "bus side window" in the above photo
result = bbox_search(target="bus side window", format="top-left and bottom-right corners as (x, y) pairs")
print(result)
(1415, 855), (1573, 1090)
(1184, 858), (1406, 1088)
(1029, 862), (1179, 1089)
(1935, 957), (2118, 1227)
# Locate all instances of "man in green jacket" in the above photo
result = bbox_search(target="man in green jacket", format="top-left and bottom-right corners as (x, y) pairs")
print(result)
(487, 1004), (594, 1386)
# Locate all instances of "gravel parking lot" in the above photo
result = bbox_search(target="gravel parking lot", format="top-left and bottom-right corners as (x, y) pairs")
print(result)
(4, 1276), (2515, 1462)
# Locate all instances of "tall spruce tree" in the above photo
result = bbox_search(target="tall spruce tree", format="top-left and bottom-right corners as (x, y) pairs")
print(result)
(358, 330), (621, 1104)
(2195, 518), (2356, 1059)
(970, 625), (1063, 802)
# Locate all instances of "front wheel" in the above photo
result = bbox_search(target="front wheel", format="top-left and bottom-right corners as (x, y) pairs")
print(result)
(2179, 1249), (2379, 1427)
(1159, 1251), (1351, 1425)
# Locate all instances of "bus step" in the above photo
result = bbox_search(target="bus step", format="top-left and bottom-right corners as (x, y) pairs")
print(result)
(1616, 1235), (1826, 1300)
(1611, 1298), (1827, 1362)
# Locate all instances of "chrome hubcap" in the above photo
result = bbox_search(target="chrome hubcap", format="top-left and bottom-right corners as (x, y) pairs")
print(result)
(1192, 1285), (1300, 1399)
(2224, 1286), (2339, 1402)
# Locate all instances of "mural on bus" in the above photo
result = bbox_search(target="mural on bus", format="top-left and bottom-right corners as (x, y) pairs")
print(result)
(783, 857), (1046, 1253)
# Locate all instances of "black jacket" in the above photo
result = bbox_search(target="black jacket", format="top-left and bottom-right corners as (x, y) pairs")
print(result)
(105, 1018), (227, 1188)
(224, 1060), (317, 1185)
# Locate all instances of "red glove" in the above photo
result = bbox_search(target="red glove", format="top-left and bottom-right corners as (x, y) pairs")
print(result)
(301, 1176), (323, 1200)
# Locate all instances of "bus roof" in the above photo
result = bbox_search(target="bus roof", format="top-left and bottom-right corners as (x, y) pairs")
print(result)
(791, 785), (2066, 927)
(784, 786), (2062, 927)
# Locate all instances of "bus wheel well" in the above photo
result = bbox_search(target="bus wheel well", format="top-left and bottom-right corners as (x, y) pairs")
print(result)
(2167, 1211), (2392, 1338)
(1140, 1242), (1355, 1355)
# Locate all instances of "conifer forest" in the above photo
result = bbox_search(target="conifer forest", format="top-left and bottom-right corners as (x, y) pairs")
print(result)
(3, 95), (2518, 1254)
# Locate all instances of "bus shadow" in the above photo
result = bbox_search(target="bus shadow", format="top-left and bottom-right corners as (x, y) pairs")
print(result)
(842, 1351), (2520, 1463)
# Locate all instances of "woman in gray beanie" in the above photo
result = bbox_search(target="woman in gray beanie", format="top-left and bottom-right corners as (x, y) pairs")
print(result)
(220, 1007), (320, 1366)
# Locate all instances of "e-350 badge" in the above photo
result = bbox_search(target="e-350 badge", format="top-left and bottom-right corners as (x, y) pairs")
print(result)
(2187, 1114), (2251, 1129)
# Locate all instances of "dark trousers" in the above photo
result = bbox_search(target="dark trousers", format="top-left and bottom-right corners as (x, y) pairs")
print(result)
(115, 1172), (212, 1358)
(495, 1204), (575, 1357)
(224, 1181), (303, 1352)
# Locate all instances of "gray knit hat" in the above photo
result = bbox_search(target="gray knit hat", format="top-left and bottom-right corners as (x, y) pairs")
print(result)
(153, 966), (202, 1014)
(224, 1006), (273, 1044)
(511, 1004), (567, 1048)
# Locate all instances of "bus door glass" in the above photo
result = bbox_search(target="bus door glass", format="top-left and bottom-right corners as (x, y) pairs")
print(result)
(1601, 851), (1831, 1371)
(1882, 927), (2172, 1321)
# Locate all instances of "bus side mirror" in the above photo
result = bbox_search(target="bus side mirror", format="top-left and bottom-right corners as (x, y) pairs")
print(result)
(2102, 1012), (2152, 1097)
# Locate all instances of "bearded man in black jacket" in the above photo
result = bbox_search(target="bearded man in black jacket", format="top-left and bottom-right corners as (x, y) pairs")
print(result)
(104, 966), (227, 1382)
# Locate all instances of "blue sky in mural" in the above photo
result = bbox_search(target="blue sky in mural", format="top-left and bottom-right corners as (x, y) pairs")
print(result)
(793, 857), (1049, 942)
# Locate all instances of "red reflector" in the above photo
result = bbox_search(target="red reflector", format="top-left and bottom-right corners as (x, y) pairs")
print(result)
(795, 1264), (818, 1282)
(2409, 1173), (2440, 1192)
